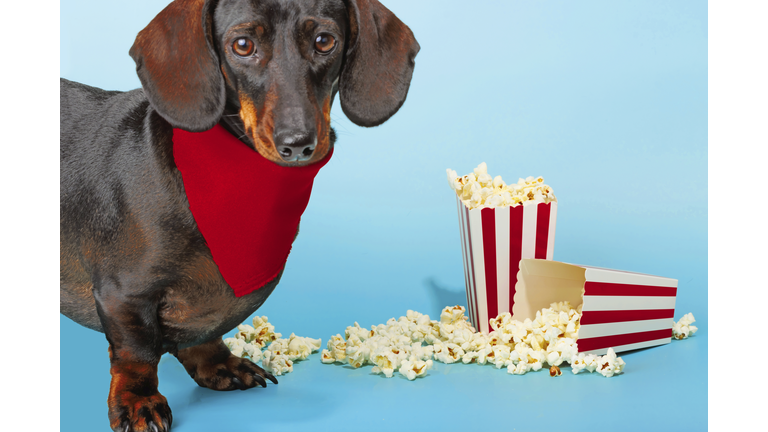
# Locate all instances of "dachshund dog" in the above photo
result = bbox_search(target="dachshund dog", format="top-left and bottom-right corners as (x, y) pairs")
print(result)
(59, 0), (418, 430)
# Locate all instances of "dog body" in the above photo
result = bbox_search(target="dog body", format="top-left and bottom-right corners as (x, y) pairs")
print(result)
(60, 81), (277, 349)
(60, 1), (418, 431)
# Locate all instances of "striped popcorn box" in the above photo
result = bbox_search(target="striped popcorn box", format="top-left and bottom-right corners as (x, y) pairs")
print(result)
(514, 259), (678, 355)
(455, 197), (557, 334)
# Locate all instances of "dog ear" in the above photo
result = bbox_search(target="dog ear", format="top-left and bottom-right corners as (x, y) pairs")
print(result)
(129, 0), (224, 132)
(340, 0), (420, 127)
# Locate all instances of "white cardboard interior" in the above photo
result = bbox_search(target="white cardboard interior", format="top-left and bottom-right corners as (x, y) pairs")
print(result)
(513, 259), (586, 320)
(513, 259), (678, 355)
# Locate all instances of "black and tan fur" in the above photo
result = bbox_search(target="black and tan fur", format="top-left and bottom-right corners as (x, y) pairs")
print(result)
(60, 0), (418, 430)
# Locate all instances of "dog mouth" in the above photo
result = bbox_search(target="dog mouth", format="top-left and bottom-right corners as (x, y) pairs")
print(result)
(251, 133), (329, 167)
(235, 92), (332, 167)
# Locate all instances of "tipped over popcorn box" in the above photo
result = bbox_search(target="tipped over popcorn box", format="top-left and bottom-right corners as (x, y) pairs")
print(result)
(448, 164), (557, 334)
(515, 259), (678, 355)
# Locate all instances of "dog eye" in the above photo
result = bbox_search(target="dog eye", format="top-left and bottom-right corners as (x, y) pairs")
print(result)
(314, 34), (336, 54)
(233, 38), (256, 57)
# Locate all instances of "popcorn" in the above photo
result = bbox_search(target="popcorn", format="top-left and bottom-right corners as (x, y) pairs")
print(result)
(489, 312), (512, 332)
(320, 349), (335, 364)
(446, 163), (556, 210)
(345, 322), (372, 341)
(321, 303), (642, 381)
(446, 169), (462, 191)
(462, 351), (480, 364)
(526, 350), (545, 372)
(475, 345), (496, 365)
(244, 343), (263, 362)
(259, 333), (322, 372)
(467, 332), (490, 352)
(448, 327), (475, 351)
(433, 342), (464, 364)
(262, 350), (293, 376)
(491, 345), (513, 369)
(545, 351), (563, 368)
(570, 353), (588, 374)
(409, 342), (434, 362)
(322, 334), (348, 363)
(596, 348), (625, 378)
(546, 337), (579, 367)
(508, 361), (532, 375)
(440, 305), (468, 325)
(286, 333), (322, 361)
(584, 354), (601, 373)
(370, 350), (398, 378)
(265, 337), (289, 357)
(398, 358), (433, 380)
(346, 339), (375, 369)
(223, 336), (263, 362)
(247, 316), (282, 348)
(672, 313), (698, 340)
(474, 162), (488, 177)
(234, 324), (258, 343)
(225, 315), (321, 376)
(223, 337), (249, 358)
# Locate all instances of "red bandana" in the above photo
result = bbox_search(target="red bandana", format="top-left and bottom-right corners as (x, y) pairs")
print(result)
(172, 124), (332, 297)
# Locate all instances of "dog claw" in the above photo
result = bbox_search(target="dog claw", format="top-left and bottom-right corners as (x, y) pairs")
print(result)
(231, 376), (247, 390)
(253, 374), (267, 388)
(265, 372), (278, 385)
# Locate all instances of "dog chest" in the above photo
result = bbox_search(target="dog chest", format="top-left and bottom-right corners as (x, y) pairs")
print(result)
(172, 124), (333, 297)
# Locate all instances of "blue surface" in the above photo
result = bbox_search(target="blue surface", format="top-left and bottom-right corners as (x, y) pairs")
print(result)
(60, 1), (707, 431)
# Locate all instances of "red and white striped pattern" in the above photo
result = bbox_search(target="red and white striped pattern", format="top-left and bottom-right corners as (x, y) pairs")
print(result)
(456, 198), (557, 334)
(576, 265), (677, 355)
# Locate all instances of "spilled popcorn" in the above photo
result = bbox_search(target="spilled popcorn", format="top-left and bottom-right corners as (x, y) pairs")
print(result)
(446, 162), (556, 210)
(320, 304), (629, 380)
(672, 313), (698, 340)
(224, 316), (322, 376)
(227, 310), (698, 380)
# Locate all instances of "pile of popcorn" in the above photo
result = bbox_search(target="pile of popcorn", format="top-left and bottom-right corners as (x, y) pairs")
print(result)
(223, 315), (321, 376)
(446, 162), (556, 210)
(320, 304), (626, 380)
(225, 310), (698, 379)
(672, 313), (698, 340)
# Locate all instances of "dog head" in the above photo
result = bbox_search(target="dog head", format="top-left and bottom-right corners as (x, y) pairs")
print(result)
(129, 0), (419, 166)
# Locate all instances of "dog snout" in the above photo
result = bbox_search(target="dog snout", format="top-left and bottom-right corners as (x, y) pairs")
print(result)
(275, 131), (317, 162)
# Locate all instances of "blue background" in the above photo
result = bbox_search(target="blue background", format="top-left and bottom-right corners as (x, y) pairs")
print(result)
(60, 1), (707, 431)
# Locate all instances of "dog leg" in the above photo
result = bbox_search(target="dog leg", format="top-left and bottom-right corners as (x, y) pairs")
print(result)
(107, 347), (172, 432)
(94, 283), (172, 432)
(175, 337), (278, 390)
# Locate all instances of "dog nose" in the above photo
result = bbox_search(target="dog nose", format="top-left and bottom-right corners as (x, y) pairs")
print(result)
(275, 132), (316, 162)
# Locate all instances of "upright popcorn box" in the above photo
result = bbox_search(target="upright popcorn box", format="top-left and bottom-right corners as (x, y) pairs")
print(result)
(455, 197), (557, 334)
(514, 259), (678, 355)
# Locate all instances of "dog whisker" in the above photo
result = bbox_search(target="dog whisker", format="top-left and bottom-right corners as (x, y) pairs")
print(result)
(330, 118), (351, 127)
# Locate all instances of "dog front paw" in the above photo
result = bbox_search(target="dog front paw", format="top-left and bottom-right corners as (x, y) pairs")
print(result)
(189, 353), (278, 390)
(176, 338), (278, 391)
(108, 391), (172, 432)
